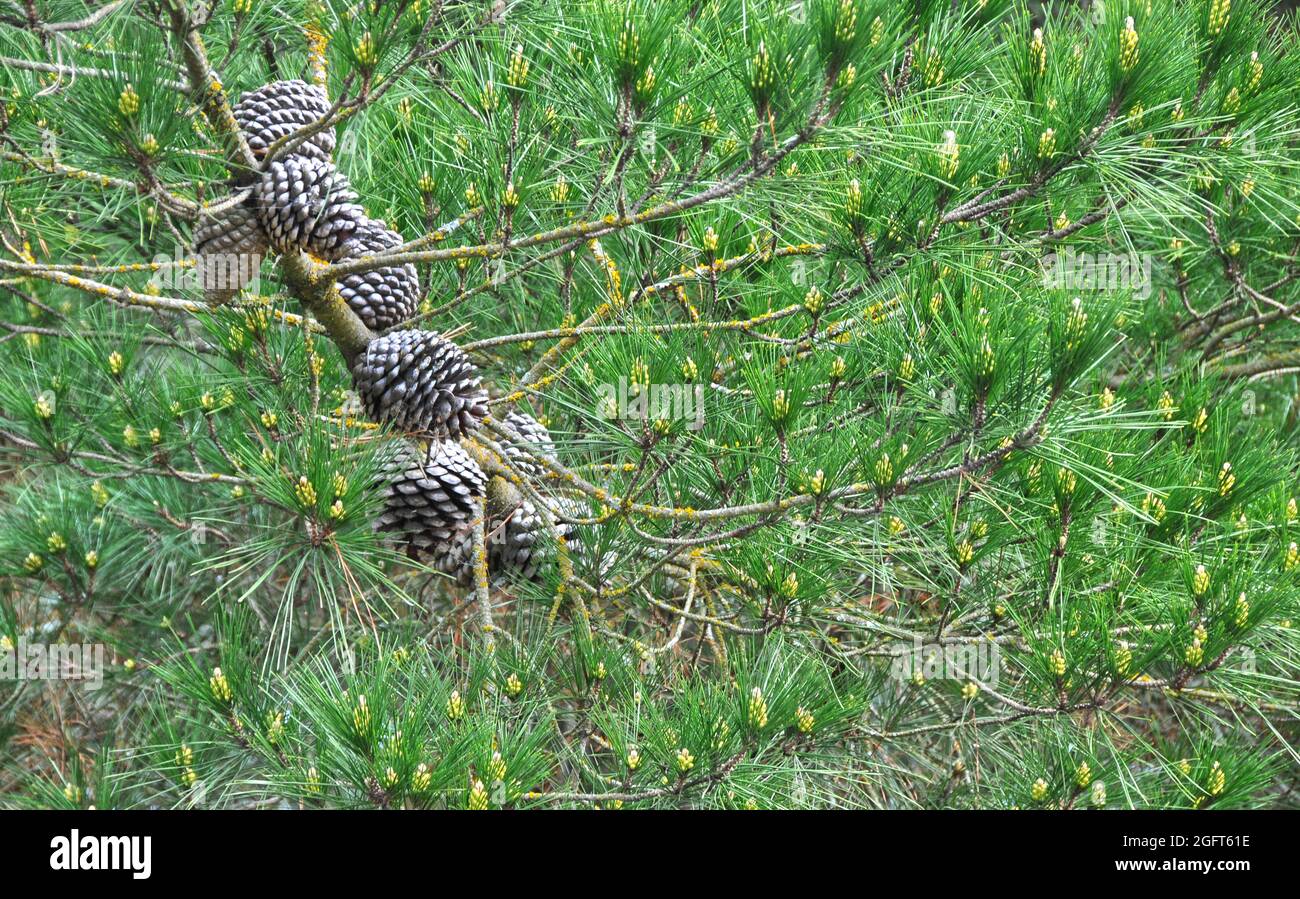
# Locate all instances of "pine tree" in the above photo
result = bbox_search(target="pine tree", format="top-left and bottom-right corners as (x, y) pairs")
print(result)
(0, 0), (1298, 809)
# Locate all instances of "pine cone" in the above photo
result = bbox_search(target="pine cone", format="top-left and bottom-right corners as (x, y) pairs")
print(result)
(336, 219), (420, 330)
(352, 329), (489, 438)
(232, 79), (336, 163)
(376, 439), (485, 561)
(437, 495), (575, 586)
(473, 498), (549, 583)
(499, 410), (556, 479)
(256, 156), (365, 260)
(492, 498), (559, 581)
(192, 197), (266, 302)
(428, 529), (475, 584)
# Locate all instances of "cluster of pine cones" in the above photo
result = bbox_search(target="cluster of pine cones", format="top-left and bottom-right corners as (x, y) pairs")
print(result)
(377, 410), (581, 586)
(195, 80), (578, 586)
(193, 79), (416, 329)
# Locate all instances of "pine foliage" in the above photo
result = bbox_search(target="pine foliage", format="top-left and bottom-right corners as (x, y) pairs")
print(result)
(1, 0), (1299, 809)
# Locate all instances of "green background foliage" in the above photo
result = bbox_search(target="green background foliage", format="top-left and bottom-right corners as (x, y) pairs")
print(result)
(1, 0), (1298, 808)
